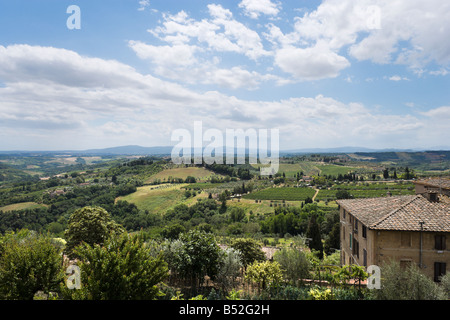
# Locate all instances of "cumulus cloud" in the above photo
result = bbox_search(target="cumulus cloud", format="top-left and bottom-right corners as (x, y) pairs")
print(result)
(238, 0), (281, 19)
(0, 44), (438, 150)
(265, 0), (450, 79)
(274, 43), (350, 80)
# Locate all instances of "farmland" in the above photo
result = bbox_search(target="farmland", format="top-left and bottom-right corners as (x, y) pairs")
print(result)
(117, 184), (189, 215)
(243, 186), (316, 201)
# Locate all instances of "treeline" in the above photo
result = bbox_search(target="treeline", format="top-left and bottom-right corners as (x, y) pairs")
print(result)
(205, 163), (254, 180)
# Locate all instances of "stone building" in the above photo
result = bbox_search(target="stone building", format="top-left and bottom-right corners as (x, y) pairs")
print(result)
(337, 178), (450, 281)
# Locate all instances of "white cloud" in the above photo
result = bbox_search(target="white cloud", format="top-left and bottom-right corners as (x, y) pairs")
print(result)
(388, 75), (410, 81)
(149, 5), (270, 61)
(348, 0), (450, 70)
(138, 0), (150, 11)
(238, 0), (281, 19)
(429, 68), (449, 76)
(266, 0), (450, 80)
(274, 43), (350, 80)
(421, 106), (450, 119)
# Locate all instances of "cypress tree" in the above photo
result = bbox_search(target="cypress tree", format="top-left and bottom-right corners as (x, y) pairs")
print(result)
(306, 213), (323, 259)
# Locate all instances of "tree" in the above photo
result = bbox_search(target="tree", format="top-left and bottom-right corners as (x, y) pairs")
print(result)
(166, 230), (222, 288)
(335, 190), (352, 200)
(324, 223), (340, 255)
(230, 207), (246, 222)
(373, 260), (446, 300)
(273, 247), (311, 286)
(306, 214), (323, 259)
(62, 232), (168, 300)
(383, 168), (389, 179)
(245, 260), (283, 292)
(0, 230), (64, 300)
(161, 223), (186, 240)
(216, 247), (243, 292)
(185, 176), (196, 183)
(64, 206), (125, 258)
(231, 238), (266, 268)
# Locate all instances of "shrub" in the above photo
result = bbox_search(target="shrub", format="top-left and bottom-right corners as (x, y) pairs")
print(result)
(62, 232), (168, 300)
(0, 231), (64, 300)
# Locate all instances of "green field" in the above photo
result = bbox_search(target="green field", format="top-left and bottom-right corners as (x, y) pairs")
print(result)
(315, 164), (359, 176)
(315, 182), (415, 200)
(243, 187), (316, 201)
(145, 167), (220, 183)
(0, 202), (47, 212)
(117, 184), (189, 215)
(253, 162), (361, 177)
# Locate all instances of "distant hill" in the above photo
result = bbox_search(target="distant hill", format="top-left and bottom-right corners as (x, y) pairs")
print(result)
(280, 146), (415, 154)
(80, 145), (173, 155)
(0, 145), (449, 156)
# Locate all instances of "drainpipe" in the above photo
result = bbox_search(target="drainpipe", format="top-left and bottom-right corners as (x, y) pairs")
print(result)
(419, 221), (424, 268)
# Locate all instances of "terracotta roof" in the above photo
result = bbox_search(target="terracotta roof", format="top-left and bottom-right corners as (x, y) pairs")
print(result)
(337, 195), (450, 232)
(414, 178), (450, 190)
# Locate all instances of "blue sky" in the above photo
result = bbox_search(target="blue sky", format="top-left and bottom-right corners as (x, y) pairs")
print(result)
(0, 0), (449, 151)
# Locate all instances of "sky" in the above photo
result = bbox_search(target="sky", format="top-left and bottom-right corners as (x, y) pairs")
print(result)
(0, 0), (449, 151)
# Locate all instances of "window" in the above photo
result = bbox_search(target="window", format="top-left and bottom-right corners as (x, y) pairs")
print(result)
(434, 262), (447, 282)
(429, 193), (437, 202)
(354, 219), (358, 234)
(352, 238), (359, 258)
(343, 209), (346, 219)
(362, 225), (367, 238)
(435, 235), (446, 250)
(401, 232), (412, 247)
(363, 249), (367, 267)
(349, 233), (352, 249)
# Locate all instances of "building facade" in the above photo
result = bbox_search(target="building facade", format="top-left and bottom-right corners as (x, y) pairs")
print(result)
(337, 179), (450, 281)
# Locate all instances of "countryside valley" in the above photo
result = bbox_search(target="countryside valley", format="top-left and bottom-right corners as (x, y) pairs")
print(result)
(1, 148), (450, 300)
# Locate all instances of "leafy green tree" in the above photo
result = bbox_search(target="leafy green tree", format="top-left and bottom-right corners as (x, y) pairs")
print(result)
(62, 232), (168, 300)
(166, 230), (222, 288)
(373, 260), (446, 300)
(245, 260), (283, 292)
(161, 223), (186, 240)
(324, 223), (340, 255)
(231, 238), (266, 268)
(306, 214), (323, 259)
(64, 206), (125, 258)
(0, 231), (64, 300)
(335, 190), (352, 199)
(216, 247), (243, 292)
(273, 247), (311, 286)
(230, 207), (246, 222)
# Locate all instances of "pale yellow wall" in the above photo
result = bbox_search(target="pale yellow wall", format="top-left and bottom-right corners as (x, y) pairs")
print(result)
(339, 207), (450, 280)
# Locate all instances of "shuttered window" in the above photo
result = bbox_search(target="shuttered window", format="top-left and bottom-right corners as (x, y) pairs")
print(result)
(434, 262), (446, 282)
(435, 235), (446, 250)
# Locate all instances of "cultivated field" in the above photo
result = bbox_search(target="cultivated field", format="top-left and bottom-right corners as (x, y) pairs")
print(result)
(145, 167), (220, 183)
(0, 202), (47, 212)
(117, 184), (188, 215)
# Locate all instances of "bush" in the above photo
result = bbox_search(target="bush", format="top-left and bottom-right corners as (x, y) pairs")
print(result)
(373, 260), (447, 300)
(64, 206), (125, 258)
(273, 247), (311, 286)
(245, 260), (284, 292)
(0, 231), (64, 300)
(62, 232), (168, 300)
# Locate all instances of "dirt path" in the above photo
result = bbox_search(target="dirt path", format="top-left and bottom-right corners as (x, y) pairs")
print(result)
(312, 188), (319, 201)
